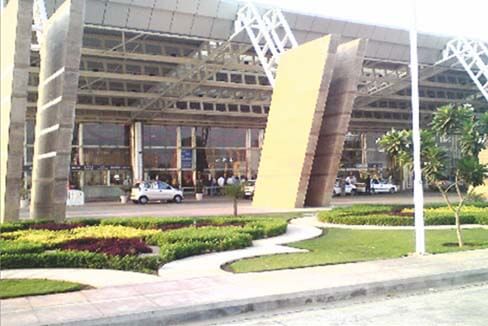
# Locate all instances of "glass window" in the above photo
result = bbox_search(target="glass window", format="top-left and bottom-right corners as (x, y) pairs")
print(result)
(181, 127), (192, 147)
(26, 147), (34, 164)
(84, 170), (108, 186)
(143, 125), (177, 147)
(83, 148), (130, 165)
(196, 127), (246, 147)
(147, 171), (178, 187)
(26, 121), (35, 144)
(143, 148), (177, 169)
(182, 171), (194, 187)
(197, 148), (246, 171)
(84, 123), (129, 146)
(250, 129), (262, 148)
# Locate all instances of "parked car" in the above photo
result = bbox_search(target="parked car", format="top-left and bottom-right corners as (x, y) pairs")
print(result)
(131, 181), (183, 204)
(243, 180), (256, 199)
(332, 179), (357, 196)
(370, 179), (398, 194)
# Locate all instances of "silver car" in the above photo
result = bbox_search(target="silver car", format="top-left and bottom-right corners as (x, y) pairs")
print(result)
(130, 181), (183, 204)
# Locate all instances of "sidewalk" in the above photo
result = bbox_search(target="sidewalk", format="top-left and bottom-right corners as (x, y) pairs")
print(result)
(2, 249), (488, 326)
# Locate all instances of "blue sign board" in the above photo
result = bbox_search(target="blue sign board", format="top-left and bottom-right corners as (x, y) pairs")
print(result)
(181, 149), (193, 169)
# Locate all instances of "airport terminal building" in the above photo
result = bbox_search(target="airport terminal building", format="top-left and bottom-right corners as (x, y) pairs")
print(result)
(10, 0), (488, 201)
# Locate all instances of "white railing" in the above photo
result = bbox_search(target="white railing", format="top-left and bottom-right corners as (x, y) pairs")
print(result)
(32, 0), (47, 50)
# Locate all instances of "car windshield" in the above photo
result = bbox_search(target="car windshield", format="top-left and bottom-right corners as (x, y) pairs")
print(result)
(246, 181), (255, 186)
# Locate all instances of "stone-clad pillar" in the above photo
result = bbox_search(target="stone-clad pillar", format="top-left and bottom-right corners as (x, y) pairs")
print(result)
(305, 39), (367, 207)
(130, 121), (144, 183)
(0, 0), (33, 222)
(30, 0), (85, 220)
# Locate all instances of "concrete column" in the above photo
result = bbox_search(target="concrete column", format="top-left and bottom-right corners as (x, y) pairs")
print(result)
(0, 0), (33, 222)
(361, 133), (368, 166)
(191, 127), (197, 185)
(246, 129), (252, 180)
(30, 0), (85, 221)
(176, 127), (182, 186)
(131, 121), (143, 182)
(78, 123), (84, 188)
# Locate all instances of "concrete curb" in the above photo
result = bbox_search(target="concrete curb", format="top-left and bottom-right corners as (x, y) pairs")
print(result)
(57, 268), (488, 326)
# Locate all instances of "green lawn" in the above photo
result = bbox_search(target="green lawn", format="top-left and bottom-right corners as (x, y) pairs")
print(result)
(227, 228), (488, 273)
(0, 279), (88, 299)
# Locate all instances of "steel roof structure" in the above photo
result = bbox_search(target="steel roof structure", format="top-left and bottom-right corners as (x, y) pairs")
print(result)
(25, 0), (486, 132)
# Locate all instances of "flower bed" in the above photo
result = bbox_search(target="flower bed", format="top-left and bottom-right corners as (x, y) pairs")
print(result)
(0, 216), (289, 273)
(318, 204), (488, 226)
(59, 238), (152, 256)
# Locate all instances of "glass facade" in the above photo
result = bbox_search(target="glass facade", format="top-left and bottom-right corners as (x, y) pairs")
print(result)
(142, 125), (263, 189)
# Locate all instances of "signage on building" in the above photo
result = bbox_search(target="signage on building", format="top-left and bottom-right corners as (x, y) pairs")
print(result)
(23, 165), (132, 172)
(181, 149), (193, 169)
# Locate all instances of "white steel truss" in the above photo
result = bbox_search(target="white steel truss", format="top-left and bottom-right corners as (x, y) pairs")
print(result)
(32, 0), (47, 50)
(233, 2), (298, 87)
(439, 38), (488, 102)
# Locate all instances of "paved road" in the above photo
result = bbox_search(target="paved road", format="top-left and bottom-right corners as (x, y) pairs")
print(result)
(196, 283), (488, 326)
(19, 192), (452, 219)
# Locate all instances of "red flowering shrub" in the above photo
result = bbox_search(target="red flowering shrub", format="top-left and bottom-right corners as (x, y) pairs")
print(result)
(30, 223), (85, 231)
(58, 238), (152, 256)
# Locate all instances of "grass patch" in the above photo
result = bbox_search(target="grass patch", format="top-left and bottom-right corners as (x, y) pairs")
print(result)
(227, 228), (488, 273)
(0, 279), (88, 299)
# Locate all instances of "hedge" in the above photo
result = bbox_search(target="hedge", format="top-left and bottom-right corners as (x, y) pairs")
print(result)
(0, 240), (46, 255)
(319, 204), (488, 226)
(0, 251), (160, 274)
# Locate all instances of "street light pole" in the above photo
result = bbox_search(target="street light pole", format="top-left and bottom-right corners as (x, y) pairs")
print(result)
(409, 0), (426, 254)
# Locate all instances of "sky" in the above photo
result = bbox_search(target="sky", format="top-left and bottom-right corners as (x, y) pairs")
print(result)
(249, 0), (488, 41)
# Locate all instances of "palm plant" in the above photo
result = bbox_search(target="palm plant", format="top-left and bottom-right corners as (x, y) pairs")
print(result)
(223, 183), (245, 216)
(378, 104), (488, 247)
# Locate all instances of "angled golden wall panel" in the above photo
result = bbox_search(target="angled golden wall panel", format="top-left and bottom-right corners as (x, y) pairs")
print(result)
(306, 39), (368, 206)
(472, 149), (488, 199)
(253, 35), (339, 209)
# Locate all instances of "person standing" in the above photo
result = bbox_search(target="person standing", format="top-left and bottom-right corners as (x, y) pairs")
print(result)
(365, 174), (372, 194)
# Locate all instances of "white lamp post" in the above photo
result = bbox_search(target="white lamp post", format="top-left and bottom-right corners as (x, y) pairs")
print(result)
(409, 0), (426, 254)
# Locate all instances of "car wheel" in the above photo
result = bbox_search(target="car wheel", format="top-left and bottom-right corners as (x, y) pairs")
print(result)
(132, 200), (139, 204)
(173, 195), (182, 203)
(389, 188), (396, 194)
(351, 189), (357, 196)
(139, 196), (148, 205)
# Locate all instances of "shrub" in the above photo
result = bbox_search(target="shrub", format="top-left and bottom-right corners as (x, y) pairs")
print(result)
(2, 225), (159, 247)
(58, 238), (152, 256)
(0, 240), (45, 254)
(30, 222), (85, 231)
(148, 227), (253, 263)
(0, 251), (160, 274)
(318, 204), (488, 226)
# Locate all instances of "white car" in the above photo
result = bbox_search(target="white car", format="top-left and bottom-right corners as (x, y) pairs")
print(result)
(333, 180), (357, 196)
(371, 179), (398, 194)
(131, 181), (183, 204)
(244, 180), (256, 199)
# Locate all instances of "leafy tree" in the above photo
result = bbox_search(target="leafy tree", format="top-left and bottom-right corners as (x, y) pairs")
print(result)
(378, 104), (488, 247)
(223, 183), (245, 217)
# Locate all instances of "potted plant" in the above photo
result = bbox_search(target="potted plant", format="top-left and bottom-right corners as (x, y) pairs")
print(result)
(120, 185), (132, 204)
(195, 179), (204, 201)
(19, 188), (30, 208)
